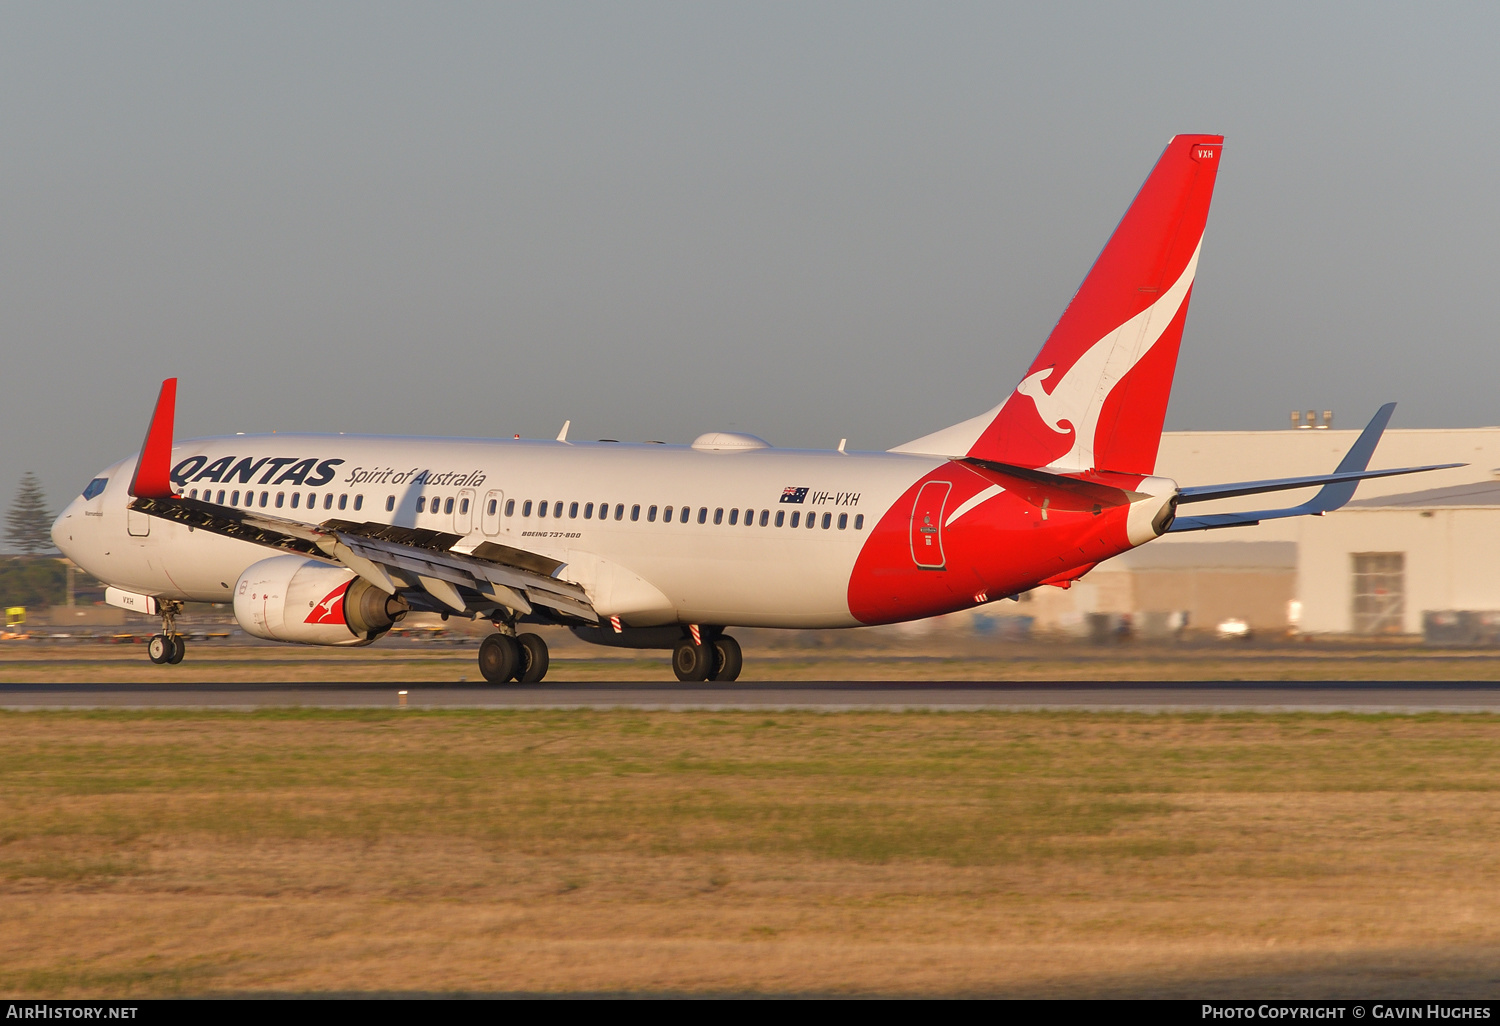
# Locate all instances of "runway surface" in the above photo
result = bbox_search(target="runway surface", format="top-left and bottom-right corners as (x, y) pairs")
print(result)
(4, 680), (1500, 712)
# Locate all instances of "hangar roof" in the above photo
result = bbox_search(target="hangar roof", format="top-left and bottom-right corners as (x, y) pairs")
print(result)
(1346, 479), (1500, 508)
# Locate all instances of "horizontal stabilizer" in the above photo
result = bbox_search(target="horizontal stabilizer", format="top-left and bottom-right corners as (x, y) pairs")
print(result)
(961, 457), (1141, 513)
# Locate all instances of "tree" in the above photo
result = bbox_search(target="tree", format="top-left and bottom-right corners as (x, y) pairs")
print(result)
(0, 558), (65, 607)
(5, 472), (54, 555)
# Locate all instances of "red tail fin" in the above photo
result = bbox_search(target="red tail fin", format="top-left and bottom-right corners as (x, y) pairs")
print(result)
(128, 378), (178, 499)
(895, 135), (1222, 473)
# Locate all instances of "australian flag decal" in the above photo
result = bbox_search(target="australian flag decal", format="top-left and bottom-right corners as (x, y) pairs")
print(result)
(780, 486), (808, 504)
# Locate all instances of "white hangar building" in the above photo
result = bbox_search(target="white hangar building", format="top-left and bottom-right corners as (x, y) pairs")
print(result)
(1018, 421), (1500, 637)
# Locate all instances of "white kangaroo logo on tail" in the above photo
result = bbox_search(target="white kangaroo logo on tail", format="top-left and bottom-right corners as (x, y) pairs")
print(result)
(1015, 241), (1202, 472)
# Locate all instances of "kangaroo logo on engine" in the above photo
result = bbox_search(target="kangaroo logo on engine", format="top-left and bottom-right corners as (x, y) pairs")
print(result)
(305, 582), (350, 625)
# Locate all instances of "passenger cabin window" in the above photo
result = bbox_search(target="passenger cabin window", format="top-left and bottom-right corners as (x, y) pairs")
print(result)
(728, 509), (738, 525)
(538, 500), (548, 518)
(444, 497), (454, 515)
(790, 511), (799, 528)
(680, 506), (690, 523)
(714, 508), (724, 525)
(502, 499), (512, 516)
(822, 513), (832, 529)
(290, 493), (300, 508)
(216, 490), (224, 504)
(275, 492), (285, 508)
(775, 510), (785, 527)
(615, 504), (624, 521)
(522, 500), (533, 516)
(663, 505), (673, 522)
(230, 490), (240, 505)
(759, 510), (769, 527)
(807, 513), (817, 529)
(385, 495), (395, 512)
(82, 478), (108, 501)
(838, 513), (848, 530)
(569, 502), (579, 519)
(583, 502), (593, 519)
(487, 499), (497, 516)
(698, 507), (708, 525)
(648, 505), (658, 522)
(553, 501), (563, 518)
(189, 489), (198, 499)
(458, 497), (468, 514)
(260, 491), (269, 507)
(341, 495), (350, 511)
(854, 514), (864, 530)
(631, 504), (641, 522)
(354, 495), (363, 511)
(325, 494), (333, 509)
(417, 497), (427, 513)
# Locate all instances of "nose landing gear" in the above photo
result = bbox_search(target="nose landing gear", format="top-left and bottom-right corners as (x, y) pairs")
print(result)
(147, 600), (185, 665)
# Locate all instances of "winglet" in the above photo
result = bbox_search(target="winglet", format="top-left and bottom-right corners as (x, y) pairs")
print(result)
(127, 378), (178, 499)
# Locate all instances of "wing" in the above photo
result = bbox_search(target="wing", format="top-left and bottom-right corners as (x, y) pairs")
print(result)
(1169, 403), (1462, 532)
(129, 494), (597, 622)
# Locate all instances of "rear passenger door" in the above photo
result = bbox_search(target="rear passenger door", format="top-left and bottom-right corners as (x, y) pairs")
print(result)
(909, 480), (950, 569)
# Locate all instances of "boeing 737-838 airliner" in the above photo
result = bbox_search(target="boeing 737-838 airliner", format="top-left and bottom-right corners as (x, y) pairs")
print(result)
(50, 135), (1456, 682)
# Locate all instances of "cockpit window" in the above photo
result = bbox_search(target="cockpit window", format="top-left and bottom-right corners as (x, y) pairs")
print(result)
(82, 478), (107, 500)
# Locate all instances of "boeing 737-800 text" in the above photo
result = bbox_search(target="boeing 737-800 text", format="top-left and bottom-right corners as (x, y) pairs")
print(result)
(51, 135), (1455, 681)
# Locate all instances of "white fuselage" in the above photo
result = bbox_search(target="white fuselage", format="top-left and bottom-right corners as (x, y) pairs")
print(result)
(54, 433), (947, 629)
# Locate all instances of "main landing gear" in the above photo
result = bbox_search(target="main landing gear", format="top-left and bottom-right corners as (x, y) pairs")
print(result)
(673, 630), (742, 682)
(147, 633), (185, 664)
(478, 630), (550, 684)
(147, 600), (185, 665)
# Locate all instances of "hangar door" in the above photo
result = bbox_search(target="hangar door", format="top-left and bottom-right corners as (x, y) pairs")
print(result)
(1352, 552), (1404, 634)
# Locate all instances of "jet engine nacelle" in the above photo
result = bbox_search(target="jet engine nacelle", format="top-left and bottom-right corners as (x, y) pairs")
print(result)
(233, 555), (408, 646)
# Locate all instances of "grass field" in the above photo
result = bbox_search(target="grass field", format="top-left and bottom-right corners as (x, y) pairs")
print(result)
(2, 708), (1498, 996)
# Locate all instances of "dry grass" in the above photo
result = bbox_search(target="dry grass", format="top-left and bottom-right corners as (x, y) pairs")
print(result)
(6, 632), (1500, 682)
(1, 709), (1498, 996)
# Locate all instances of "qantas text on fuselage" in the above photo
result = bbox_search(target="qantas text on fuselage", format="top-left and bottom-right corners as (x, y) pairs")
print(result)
(51, 135), (1457, 682)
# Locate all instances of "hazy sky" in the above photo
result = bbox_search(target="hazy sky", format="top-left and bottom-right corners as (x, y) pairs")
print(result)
(5, 2), (1500, 520)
